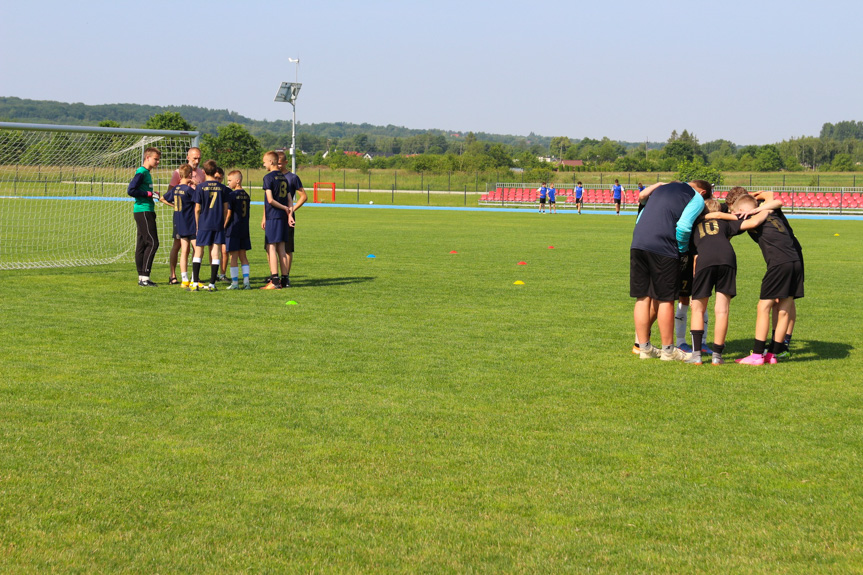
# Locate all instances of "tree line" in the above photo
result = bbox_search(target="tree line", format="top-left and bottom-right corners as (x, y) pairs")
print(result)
(2, 97), (860, 179)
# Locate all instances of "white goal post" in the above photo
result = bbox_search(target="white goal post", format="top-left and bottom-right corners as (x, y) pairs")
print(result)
(0, 121), (200, 270)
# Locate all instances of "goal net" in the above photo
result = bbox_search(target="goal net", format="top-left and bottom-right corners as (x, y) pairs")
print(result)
(0, 122), (199, 270)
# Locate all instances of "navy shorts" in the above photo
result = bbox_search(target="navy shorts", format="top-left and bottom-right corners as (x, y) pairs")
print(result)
(226, 234), (252, 253)
(196, 229), (225, 247)
(265, 218), (291, 245)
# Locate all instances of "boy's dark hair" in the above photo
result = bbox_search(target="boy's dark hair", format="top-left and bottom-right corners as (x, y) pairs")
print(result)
(177, 163), (193, 179)
(215, 167), (225, 177)
(577, 181), (582, 185)
(614, 179), (619, 183)
(228, 169), (242, 181)
(144, 147), (161, 158)
(690, 179), (713, 197)
(202, 160), (219, 176)
(725, 186), (749, 208)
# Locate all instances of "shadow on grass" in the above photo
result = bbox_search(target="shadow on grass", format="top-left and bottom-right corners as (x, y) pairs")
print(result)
(254, 275), (376, 287)
(723, 339), (852, 361)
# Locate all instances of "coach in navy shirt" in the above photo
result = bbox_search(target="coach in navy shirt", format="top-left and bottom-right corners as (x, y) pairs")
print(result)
(630, 182), (704, 361)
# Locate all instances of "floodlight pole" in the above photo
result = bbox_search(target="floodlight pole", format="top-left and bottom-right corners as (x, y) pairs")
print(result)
(274, 59), (302, 174)
(288, 58), (300, 173)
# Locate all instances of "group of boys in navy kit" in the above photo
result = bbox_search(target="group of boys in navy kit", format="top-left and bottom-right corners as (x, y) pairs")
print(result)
(129, 150), (253, 291)
(259, 151), (295, 290)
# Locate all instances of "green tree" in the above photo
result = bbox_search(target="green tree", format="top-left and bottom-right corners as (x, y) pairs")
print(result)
(676, 159), (723, 185)
(143, 111), (196, 131)
(754, 145), (784, 171)
(201, 123), (263, 168)
(549, 136), (572, 158)
(831, 153), (854, 171)
(98, 120), (121, 128)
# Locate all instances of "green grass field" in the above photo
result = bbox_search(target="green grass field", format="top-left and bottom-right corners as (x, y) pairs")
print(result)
(2, 207), (863, 572)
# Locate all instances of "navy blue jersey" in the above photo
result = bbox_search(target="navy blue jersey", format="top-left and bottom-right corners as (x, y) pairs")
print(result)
(631, 182), (703, 258)
(163, 184), (197, 236)
(194, 180), (229, 232)
(286, 172), (303, 200)
(263, 170), (289, 222)
(226, 188), (251, 239)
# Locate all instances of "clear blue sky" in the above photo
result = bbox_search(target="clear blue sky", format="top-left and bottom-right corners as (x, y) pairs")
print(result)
(2, 0), (861, 145)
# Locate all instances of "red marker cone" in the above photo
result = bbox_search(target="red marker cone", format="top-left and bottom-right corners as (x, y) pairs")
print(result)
(517, 261), (527, 265)
(449, 250), (458, 254)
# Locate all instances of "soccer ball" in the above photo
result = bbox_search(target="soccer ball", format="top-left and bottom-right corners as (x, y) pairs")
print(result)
(369, 201), (373, 205)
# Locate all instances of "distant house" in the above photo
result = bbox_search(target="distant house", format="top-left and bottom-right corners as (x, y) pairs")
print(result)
(559, 159), (584, 168)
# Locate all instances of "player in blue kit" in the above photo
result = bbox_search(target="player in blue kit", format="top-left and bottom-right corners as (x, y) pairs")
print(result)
(260, 151), (294, 290)
(159, 163), (197, 287)
(547, 183), (557, 214)
(188, 160), (231, 292)
(538, 182), (547, 213)
(575, 181), (584, 214)
(612, 179), (624, 215)
(225, 170), (252, 290)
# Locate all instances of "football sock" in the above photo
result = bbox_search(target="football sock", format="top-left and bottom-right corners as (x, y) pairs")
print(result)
(192, 257), (202, 283)
(674, 303), (688, 346)
(752, 339), (767, 355)
(691, 330), (704, 357)
(713, 343), (726, 355)
(181, 272), (189, 282)
(770, 340), (784, 354)
(241, 265), (250, 284)
(230, 266), (239, 284)
(271, 273), (279, 285)
(639, 342), (653, 352)
(210, 260), (220, 285)
(662, 344), (674, 354)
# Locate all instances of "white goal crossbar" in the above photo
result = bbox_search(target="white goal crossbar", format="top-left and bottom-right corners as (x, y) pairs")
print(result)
(0, 122), (200, 270)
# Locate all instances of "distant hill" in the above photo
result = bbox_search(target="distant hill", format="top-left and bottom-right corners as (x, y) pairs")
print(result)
(0, 96), (661, 151)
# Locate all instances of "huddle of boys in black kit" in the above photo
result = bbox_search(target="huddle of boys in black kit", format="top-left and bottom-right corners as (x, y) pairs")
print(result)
(631, 180), (803, 366)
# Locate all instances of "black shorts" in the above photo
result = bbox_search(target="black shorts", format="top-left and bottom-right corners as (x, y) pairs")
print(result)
(549, 199), (556, 204)
(614, 198), (622, 205)
(760, 261), (804, 300)
(692, 265), (737, 300)
(678, 254), (694, 298)
(539, 197), (546, 204)
(630, 249), (681, 301)
(285, 225), (295, 254)
(575, 197), (583, 204)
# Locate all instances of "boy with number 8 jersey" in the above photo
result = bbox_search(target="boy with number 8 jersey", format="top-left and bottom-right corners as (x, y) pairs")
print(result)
(260, 151), (294, 290)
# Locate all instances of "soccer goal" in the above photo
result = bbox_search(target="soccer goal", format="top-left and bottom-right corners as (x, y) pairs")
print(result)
(0, 122), (199, 270)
